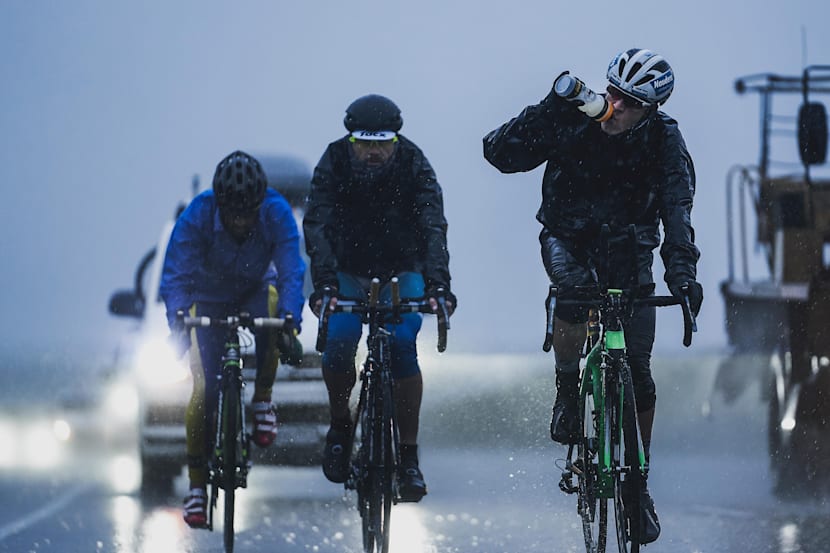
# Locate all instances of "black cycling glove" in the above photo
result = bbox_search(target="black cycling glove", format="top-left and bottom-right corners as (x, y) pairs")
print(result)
(426, 285), (457, 315)
(309, 285), (338, 306)
(309, 285), (338, 317)
(277, 329), (304, 366)
(669, 280), (703, 318)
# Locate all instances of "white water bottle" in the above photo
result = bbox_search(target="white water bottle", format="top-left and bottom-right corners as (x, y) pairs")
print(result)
(553, 73), (613, 122)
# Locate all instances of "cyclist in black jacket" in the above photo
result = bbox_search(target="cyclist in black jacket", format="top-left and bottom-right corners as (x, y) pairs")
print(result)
(304, 94), (456, 502)
(483, 48), (703, 543)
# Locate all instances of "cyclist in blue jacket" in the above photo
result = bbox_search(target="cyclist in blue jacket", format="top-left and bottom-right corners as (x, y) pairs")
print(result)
(483, 49), (703, 544)
(160, 150), (306, 528)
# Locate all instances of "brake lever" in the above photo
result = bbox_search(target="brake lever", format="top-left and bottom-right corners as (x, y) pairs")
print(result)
(680, 294), (696, 348)
(316, 293), (332, 353)
(543, 286), (556, 352)
(433, 288), (450, 353)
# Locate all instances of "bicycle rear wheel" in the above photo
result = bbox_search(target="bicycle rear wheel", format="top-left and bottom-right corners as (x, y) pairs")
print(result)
(611, 364), (641, 553)
(222, 380), (240, 553)
(578, 381), (607, 553)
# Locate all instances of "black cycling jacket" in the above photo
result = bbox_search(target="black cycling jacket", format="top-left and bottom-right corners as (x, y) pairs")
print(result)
(482, 90), (699, 288)
(303, 135), (451, 292)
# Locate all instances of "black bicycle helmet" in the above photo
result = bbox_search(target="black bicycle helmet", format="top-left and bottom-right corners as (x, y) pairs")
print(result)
(607, 48), (674, 106)
(212, 150), (267, 213)
(343, 94), (403, 133)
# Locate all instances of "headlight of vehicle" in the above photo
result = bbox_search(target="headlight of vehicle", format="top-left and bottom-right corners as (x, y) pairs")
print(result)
(103, 380), (139, 423)
(135, 337), (190, 387)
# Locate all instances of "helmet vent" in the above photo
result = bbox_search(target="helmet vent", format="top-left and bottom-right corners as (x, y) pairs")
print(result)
(627, 62), (643, 81)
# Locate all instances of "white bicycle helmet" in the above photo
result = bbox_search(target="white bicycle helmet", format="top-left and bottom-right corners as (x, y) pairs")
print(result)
(607, 48), (674, 106)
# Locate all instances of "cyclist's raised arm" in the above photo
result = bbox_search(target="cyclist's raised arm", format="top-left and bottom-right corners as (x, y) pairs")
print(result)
(303, 148), (341, 290)
(483, 74), (587, 174)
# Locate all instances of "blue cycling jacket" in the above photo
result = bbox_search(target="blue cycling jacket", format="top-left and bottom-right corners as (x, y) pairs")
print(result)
(159, 188), (305, 330)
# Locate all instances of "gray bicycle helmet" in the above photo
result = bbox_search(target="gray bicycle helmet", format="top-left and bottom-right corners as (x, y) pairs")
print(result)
(607, 48), (674, 106)
(343, 94), (403, 133)
(212, 150), (267, 213)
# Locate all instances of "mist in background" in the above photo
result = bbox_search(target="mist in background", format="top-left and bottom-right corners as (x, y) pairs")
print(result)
(2, 1), (829, 364)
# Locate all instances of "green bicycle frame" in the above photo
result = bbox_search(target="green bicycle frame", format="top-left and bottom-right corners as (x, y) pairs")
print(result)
(579, 290), (646, 499)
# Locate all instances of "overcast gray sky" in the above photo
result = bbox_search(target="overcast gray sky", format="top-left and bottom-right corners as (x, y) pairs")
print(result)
(1, 1), (828, 359)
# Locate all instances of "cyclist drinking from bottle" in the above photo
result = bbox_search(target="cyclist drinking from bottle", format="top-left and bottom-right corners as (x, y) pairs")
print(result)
(304, 94), (456, 502)
(160, 150), (306, 528)
(482, 49), (703, 543)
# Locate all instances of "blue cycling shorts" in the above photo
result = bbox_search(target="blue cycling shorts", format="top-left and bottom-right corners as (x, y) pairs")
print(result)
(322, 272), (424, 379)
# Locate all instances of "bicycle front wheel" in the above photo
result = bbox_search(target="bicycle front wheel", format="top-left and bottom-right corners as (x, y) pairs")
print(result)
(611, 365), (641, 553)
(222, 381), (240, 553)
(578, 383), (607, 553)
(358, 370), (394, 553)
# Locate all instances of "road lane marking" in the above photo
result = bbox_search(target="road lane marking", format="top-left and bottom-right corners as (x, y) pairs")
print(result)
(0, 482), (93, 541)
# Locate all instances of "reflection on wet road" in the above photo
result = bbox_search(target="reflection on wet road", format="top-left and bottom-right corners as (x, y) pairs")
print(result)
(1, 351), (829, 552)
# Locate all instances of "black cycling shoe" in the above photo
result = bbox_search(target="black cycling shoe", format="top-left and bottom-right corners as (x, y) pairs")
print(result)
(322, 426), (352, 484)
(639, 483), (661, 544)
(397, 457), (427, 502)
(550, 371), (580, 444)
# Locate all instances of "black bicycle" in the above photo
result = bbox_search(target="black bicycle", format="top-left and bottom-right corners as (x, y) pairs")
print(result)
(546, 225), (696, 553)
(316, 277), (449, 553)
(178, 311), (292, 553)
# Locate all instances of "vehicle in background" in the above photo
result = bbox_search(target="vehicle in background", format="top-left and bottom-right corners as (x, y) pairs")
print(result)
(720, 66), (830, 494)
(108, 154), (327, 493)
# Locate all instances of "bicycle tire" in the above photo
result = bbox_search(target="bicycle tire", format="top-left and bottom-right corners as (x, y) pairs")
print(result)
(358, 365), (379, 553)
(578, 369), (607, 553)
(222, 377), (240, 553)
(368, 373), (393, 553)
(612, 362), (641, 553)
(377, 370), (395, 553)
(365, 406), (388, 553)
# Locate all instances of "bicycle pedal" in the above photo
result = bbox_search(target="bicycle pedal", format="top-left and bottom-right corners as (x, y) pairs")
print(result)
(559, 472), (578, 494)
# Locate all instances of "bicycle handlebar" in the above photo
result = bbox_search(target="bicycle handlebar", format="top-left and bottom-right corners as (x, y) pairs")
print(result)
(177, 311), (293, 331)
(315, 277), (449, 354)
(543, 286), (697, 351)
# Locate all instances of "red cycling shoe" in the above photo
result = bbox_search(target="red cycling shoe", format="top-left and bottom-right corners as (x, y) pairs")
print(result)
(252, 402), (278, 447)
(183, 488), (208, 529)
